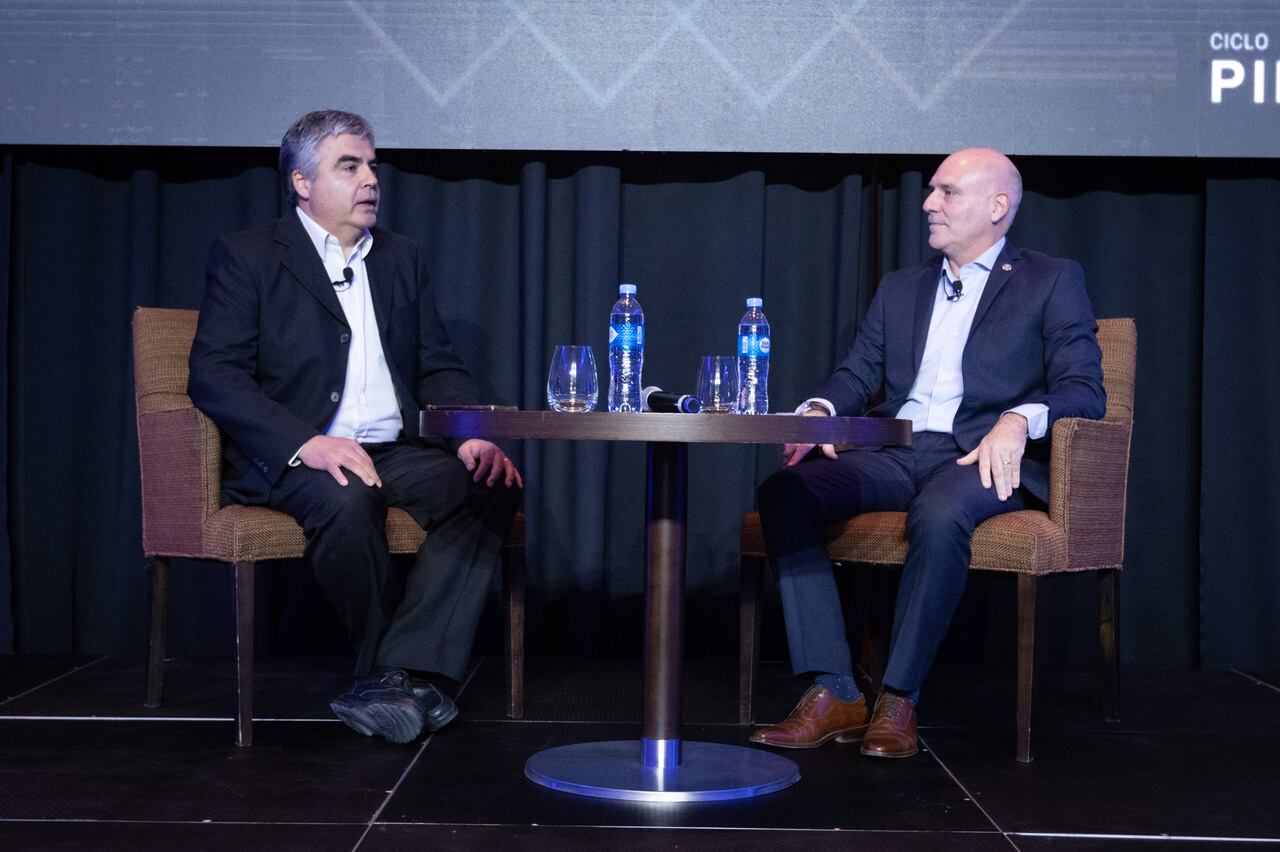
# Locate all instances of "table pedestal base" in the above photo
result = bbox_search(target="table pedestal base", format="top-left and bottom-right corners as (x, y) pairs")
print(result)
(524, 740), (799, 803)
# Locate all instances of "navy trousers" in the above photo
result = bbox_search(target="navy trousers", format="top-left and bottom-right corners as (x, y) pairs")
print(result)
(757, 431), (1038, 695)
(267, 441), (520, 681)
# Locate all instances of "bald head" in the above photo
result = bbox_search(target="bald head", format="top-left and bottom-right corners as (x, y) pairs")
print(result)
(923, 148), (1023, 270)
(948, 147), (1022, 223)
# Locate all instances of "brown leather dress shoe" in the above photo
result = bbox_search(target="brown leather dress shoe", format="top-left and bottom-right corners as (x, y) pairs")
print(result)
(860, 691), (918, 758)
(749, 686), (868, 749)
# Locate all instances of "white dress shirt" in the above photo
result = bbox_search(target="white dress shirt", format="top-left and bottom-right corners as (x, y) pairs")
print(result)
(296, 207), (403, 444)
(802, 237), (1048, 440)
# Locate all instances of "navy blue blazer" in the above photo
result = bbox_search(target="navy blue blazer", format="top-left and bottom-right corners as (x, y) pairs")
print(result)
(814, 243), (1106, 501)
(188, 214), (477, 504)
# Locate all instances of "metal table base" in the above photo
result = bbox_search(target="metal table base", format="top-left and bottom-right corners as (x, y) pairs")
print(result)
(524, 739), (799, 803)
(524, 441), (799, 803)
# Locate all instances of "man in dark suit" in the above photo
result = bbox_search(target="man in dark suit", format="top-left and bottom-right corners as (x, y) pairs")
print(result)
(188, 110), (522, 743)
(750, 148), (1105, 758)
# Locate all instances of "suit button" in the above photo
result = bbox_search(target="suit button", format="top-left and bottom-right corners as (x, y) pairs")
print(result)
(339, 333), (350, 343)
(329, 391), (340, 403)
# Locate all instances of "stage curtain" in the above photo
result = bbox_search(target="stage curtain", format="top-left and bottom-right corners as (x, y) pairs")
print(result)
(0, 152), (13, 654)
(1, 145), (1276, 670)
(1201, 162), (1280, 670)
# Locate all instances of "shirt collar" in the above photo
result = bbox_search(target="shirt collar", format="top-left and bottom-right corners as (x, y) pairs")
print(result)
(940, 236), (1006, 281)
(295, 207), (373, 264)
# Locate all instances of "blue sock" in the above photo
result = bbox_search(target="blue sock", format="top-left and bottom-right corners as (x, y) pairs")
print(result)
(814, 673), (861, 703)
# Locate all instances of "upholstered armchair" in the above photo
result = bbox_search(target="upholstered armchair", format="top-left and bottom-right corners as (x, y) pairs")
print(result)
(739, 317), (1136, 762)
(132, 307), (525, 746)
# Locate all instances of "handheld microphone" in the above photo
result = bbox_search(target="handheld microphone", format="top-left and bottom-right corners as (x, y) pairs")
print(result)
(334, 267), (354, 291)
(642, 386), (702, 413)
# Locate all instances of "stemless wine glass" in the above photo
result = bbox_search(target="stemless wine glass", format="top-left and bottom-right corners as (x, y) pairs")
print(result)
(546, 345), (598, 412)
(696, 355), (738, 413)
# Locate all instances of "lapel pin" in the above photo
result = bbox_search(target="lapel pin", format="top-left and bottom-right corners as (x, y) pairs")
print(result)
(1001, 263), (1013, 272)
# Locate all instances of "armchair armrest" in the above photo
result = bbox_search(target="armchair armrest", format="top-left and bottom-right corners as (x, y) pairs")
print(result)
(1047, 416), (1133, 570)
(137, 406), (222, 557)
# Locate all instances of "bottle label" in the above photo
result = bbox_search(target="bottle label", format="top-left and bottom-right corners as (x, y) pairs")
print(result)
(610, 323), (644, 350)
(739, 334), (770, 358)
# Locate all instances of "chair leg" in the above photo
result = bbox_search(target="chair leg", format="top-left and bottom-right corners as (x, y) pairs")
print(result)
(738, 554), (763, 725)
(503, 545), (525, 720)
(145, 556), (169, 708)
(1016, 574), (1038, 764)
(232, 561), (255, 748)
(1098, 568), (1121, 723)
(861, 566), (892, 693)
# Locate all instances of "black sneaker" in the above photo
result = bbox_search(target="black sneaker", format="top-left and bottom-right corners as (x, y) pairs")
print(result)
(410, 681), (459, 732)
(330, 670), (425, 744)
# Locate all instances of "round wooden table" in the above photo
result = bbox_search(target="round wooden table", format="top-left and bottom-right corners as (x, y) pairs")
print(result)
(419, 409), (911, 803)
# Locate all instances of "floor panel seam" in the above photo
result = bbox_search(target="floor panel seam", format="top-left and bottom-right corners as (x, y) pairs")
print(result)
(1012, 831), (1280, 844)
(1232, 669), (1280, 694)
(0, 818), (371, 826)
(0, 656), (107, 708)
(369, 821), (1010, 835)
(350, 740), (429, 851)
(350, 659), (483, 851)
(920, 732), (1015, 845)
(0, 715), (342, 723)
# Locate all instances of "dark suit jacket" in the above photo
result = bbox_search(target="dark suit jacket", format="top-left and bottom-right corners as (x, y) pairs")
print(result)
(814, 243), (1106, 501)
(188, 214), (477, 504)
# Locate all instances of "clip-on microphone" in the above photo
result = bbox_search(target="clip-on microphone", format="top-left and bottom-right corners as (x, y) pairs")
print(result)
(333, 267), (354, 291)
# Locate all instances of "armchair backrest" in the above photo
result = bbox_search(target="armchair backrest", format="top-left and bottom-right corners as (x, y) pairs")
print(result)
(132, 307), (222, 557)
(1047, 317), (1136, 571)
(1096, 318), (1136, 426)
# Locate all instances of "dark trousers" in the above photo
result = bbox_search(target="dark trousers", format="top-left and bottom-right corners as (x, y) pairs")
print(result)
(757, 431), (1038, 695)
(268, 441), (520, 681)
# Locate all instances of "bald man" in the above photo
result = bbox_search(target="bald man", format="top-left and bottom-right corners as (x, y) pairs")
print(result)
(749, 149), (1105, 758)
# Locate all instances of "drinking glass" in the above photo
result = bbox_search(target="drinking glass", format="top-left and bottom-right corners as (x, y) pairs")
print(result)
(696, 355), (738, 413)
(546, 345), (598, 412)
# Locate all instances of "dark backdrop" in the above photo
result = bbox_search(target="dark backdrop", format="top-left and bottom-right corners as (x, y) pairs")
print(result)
(2, 146), (1276, 672)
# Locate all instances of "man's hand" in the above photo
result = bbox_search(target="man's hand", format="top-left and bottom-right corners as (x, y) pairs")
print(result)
(297, 435), (381, 488)
(458, 438), (523, 488)
(782, 407), (838, 467)
(957, 412), (1029, 501)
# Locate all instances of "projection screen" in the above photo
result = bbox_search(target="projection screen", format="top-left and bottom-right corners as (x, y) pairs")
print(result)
(1, 0), (1276, 156)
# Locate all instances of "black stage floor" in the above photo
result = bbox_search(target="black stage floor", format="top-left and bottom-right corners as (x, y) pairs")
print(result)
(0, 655), (1277, 850)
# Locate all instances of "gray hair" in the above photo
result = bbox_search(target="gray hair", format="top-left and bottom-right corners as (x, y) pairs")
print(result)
(279, 110), (376, 205)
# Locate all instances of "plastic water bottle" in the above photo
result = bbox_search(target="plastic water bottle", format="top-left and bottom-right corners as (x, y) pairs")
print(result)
(608, 283), (644, 412)
(737, 297), (770, 414)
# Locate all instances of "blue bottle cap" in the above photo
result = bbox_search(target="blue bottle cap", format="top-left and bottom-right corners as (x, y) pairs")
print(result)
(619, 283), (637, 295)
(746, 297), (763, 307)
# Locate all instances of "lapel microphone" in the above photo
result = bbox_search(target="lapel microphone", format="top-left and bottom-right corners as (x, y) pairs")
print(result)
(333, 267), (354, 291)
(944, 276), (963, 302)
